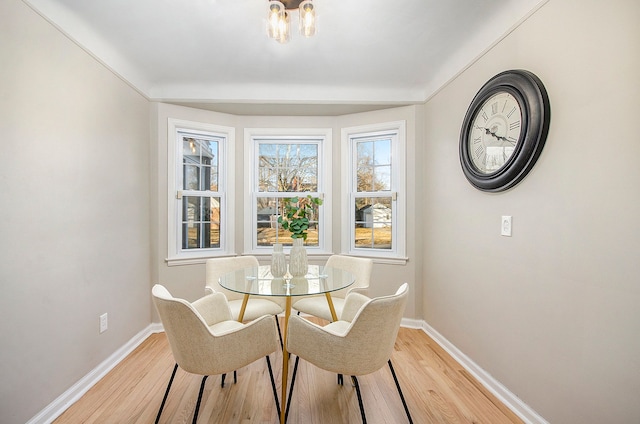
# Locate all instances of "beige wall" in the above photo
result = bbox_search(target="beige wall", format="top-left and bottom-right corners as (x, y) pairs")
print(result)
(0, 2), (151, 423)
(422, 0), (640, 422)
(150, 104), (422, 319)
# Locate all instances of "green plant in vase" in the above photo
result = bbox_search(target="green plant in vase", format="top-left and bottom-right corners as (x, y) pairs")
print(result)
(277, 195), (323, 241)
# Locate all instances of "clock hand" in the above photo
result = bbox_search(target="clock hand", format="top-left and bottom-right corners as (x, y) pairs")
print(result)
(481, 127), (501, 140)
(494, 133), (515, 144)
(483, 127), (516, 144)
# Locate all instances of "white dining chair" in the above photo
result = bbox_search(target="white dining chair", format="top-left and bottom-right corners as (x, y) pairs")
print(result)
(285, 283), (413, 423)
(292, 255), (373, 321)
(152, 284), (280, 423)
(205, 256), (285, 346)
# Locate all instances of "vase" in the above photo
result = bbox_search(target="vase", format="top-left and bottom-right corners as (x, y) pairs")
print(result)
(271, 278), (286, 295)
(270, 243), (287, 278)
(290, 276), (309, 292)
(289, 238), (308, 277)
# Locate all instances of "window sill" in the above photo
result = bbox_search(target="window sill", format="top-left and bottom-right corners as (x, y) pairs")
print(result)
(165, 255), (237, 267)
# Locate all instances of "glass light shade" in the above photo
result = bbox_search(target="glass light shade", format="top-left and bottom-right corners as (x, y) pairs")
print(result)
(267, 1), (285, 39)
(276, 11), (291, 43)
(299, 0), (316, 37)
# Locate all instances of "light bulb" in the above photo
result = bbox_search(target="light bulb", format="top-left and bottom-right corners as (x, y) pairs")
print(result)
(299, 0), (315, 37)
(267, 1), (285, 39)
(277, 11), (290, 43)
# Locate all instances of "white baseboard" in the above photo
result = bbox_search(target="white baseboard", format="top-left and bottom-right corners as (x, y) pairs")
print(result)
(411, 320), (549, 424)
(27, 323), (163, 424)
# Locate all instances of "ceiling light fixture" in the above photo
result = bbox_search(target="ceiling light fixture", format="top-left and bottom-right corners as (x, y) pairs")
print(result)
(267, 0), (316, 44)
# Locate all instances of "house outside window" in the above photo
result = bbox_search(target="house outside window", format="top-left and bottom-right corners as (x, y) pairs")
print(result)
(167, 119), (235, 264)
(245, 128), (332, 254)
(342, 121), (406, 261)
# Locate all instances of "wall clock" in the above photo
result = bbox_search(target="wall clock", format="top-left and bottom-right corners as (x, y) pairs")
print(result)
(459, 69), (550, 192)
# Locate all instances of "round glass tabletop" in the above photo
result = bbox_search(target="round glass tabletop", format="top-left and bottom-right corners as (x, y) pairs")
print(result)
(218, 264), (354, 297)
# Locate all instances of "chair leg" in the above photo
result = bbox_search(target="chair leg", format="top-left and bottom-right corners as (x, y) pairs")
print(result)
(338, 373), (344, 385)
(351, 376), (367, 424)
(275, 315), (284, 350)
(155, 363), (178, 424)
(285, 355), (301, 423)
(388, 360), (413, 424)
(192, 375), (208, 424)
(221, 370), (237, 387)
(265, 355), (281, 420)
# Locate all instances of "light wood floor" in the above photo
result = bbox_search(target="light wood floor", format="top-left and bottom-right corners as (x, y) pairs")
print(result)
(54, 319), (523, 424)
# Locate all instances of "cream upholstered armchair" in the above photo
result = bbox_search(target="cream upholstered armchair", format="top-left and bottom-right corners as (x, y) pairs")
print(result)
(205, 256), (285, 345)
(152, 284), (280, 424)
(286, 283), (412, 424)
(292, 255), (373, 321)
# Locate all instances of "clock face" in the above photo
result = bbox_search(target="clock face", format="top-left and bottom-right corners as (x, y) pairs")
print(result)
(468, 91), (522, 174)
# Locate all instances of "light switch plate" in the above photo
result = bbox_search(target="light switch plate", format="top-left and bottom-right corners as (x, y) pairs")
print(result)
(501, 216), (512, 237)
(100, 313), (108, 333)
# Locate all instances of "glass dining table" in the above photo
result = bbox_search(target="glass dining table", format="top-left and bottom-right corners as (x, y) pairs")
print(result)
(219, 264), (355, 424)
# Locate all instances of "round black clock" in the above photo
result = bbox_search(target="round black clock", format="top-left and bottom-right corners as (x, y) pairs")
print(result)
(459, 69), (550, 192)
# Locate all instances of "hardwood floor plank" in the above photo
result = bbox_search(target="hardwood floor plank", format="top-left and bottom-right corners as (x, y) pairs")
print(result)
(54, 321), (523, 424)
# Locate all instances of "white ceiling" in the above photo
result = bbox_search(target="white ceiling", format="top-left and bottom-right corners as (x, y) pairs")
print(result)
(24, 0), (544, 115)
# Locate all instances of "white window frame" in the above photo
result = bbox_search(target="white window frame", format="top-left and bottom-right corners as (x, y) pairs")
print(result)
(166, 118), (235, 265)
(341, 121), (406, 262)
(244, 127), (332, 256)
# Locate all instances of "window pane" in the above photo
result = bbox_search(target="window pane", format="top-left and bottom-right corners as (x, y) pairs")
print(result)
(209, 167), (219, 191)
(256, 196), (280, 246)
(259, 165), (278, 192)
(184, 165), (199, 190)
(182, 196), (220, 249)
(182, 137), (219, 192)
(357, 139), (392, 192)
(255, 196), (320, 247)
(374, 165), (391, 191)
(357, 141), (373, 164)
(374, 139), (391, 165)
(354, 196), (392, 250)
(208, 197), (221, 247)
(372, 226), (392, 249)
(259, 143), (318, 192)
(202, 140), (218, 191)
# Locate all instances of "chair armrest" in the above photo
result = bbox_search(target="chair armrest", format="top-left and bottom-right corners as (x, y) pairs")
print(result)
(287, 315), (359, 373)
(204, 285), (215, 295)
(192, 292), (233, 325)
(286, 315), (349, 366)
(340, 292), (370, 323)
(212, 315), (279, 371)
(347, 286), (369, 296)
